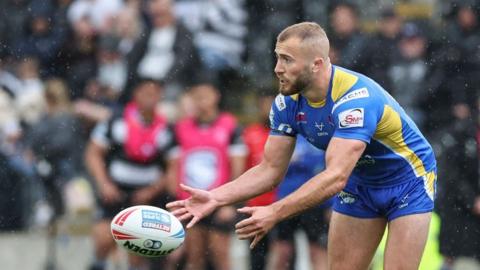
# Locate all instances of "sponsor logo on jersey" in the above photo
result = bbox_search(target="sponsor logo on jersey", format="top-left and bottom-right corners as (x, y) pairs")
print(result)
(332, 87), (369, 112)
(141, 210), (171, 232)
(275, 95), (286, 111)
(339, 108), (364, 128)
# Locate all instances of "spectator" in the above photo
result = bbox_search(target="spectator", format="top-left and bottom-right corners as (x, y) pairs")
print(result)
(244, 0), (301, 88)
(96, 34), (127, 99)
(13, 0), (68, 77)
(422, 1), (480, 133)
(59, 7), (98, 99)
(122, 0), (202, 103)
(16, 57), (44, 97)
(27, 78), (85, 219)
(171, 83), (246, 270)
(0, 0), (31, 59)
(85, 78), (176, 270)
(388, 22), (430, 130)
(25, 78), (86, 268)
(434, 108), (480, 269)
(0, 86), (32, 232)
(328, 1), (369, 73)
(175, 0), (248, 88)
(67, 0), (124, 34)
(363, 7), (403, 92)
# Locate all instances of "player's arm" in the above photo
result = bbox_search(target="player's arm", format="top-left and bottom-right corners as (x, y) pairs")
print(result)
(214, 134), (295, 205)
(167, 134), (295, 227)
(235, 137), (365, 248)
(85, 121), (123, 203)
(85, 140), (109, 187)
(271, 137), (366, 221)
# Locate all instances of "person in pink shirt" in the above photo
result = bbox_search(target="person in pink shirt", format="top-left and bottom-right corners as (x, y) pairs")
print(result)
(170, 83), (246, 270)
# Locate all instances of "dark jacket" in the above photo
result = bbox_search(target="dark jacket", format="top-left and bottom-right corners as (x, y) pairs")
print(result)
(434, 118), (480, 259)
(121, 22), (202, 103)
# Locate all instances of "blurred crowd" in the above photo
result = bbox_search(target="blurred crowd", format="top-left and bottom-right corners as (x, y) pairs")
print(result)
(1, 0), (480, 269)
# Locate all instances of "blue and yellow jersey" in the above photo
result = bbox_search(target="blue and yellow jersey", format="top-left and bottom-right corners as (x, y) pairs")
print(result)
(270, 65), (436, 188)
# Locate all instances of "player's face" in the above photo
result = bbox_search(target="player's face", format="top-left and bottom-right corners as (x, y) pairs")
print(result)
(134, 82), (162, 112)
(189, 84), (220, 115)
(274, 38), (313, 96)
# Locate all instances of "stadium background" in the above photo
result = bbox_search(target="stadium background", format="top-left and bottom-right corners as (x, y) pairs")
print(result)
(0, 0), (479, 269)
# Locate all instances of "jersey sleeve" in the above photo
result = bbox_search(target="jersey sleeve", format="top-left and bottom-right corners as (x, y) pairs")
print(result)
(157, 124), (177, 152)
(331, 90), (383, 143)
(228, 126), (247, 157)
(90, 120), (111, 148)
(269, 94), (297, 137)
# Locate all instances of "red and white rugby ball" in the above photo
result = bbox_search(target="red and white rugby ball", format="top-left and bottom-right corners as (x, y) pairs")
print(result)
(111, 205), (185, 257)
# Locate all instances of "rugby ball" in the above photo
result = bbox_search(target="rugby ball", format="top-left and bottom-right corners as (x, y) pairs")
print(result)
(111, 205), (185, 257)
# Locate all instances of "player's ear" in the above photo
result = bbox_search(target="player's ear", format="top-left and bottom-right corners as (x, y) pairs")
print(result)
(311, 57), (324, 73)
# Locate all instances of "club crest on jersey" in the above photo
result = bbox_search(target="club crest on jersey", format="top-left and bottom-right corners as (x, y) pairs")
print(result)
(141, 210), (171, 232)
(275, 95), (286, 111)
(339, 108), (364, 128)
(315, 122), (328, 136)
(295, 112), (307, 123)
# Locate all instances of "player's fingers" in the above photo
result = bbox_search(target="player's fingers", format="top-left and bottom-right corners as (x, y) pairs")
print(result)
(235, 218), (255, 229)
(186, 216), (200, 229)
(235, 224), (258, 235)
(170, 208), (188, 217)
(179, 184), (195, 194)
(166, 200), (185, 209)
(250, 233), (266, 249)
(238, 230), (261, 240)
(177, 212), (193, 222)
(237, 207), (254, 214)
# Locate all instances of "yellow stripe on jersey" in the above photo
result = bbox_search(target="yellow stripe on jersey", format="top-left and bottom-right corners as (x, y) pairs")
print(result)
(331, 68), (359, 102)
(291, 94), (299, 101)
(374, 105), (427, 177)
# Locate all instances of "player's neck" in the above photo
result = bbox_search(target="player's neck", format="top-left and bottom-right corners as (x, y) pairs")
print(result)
(302, 63), (332, 103)
(196, 109), (219, 124)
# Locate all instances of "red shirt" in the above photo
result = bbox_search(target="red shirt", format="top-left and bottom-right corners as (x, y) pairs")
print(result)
(243, 123), (276, 206)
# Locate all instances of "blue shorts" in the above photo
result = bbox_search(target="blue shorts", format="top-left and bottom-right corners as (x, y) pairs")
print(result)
(333, 172), (436, 221)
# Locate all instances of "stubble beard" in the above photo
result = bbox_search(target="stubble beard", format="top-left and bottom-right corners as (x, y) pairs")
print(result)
(278, 68), (313, 96)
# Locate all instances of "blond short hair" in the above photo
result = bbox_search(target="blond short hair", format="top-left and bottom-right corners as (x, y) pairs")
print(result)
(277, 22), (330, 59)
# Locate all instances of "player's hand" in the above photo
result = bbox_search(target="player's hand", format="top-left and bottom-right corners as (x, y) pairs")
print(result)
(166, 184), (219, 229)
(235, 206), (279, 249)
(99, 181), (123, 204)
